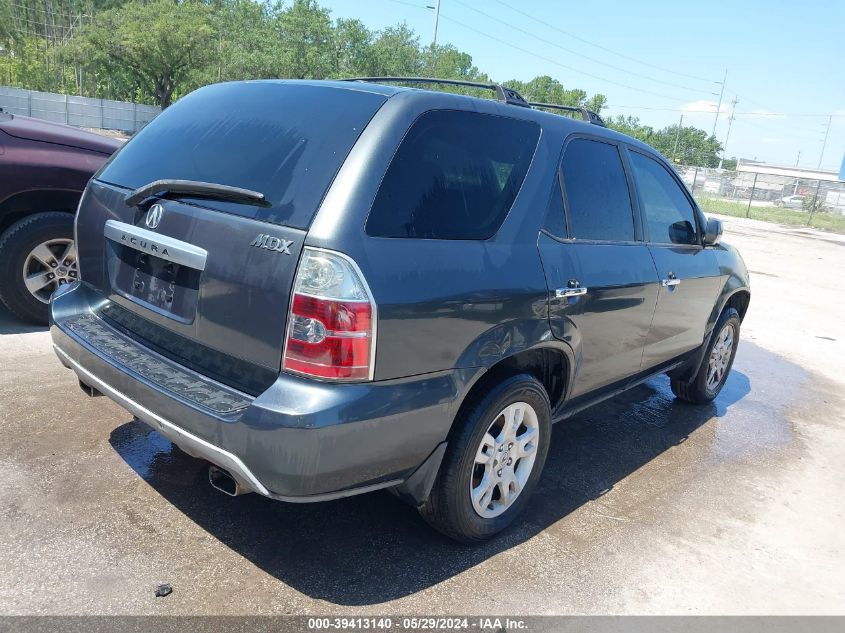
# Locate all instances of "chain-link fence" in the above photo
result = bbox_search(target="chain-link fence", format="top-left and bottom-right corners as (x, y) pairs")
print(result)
(0, 86), (160, 133)
(678, 164), (845, 233)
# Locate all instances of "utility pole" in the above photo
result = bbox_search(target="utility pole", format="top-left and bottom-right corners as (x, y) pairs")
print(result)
(818, 114), (833, 169)
(795, 150), (801, 167)
(719, 96), (738, 169)
(672, 114), (684, 163)
(711, 69), (727, 138)
(427, 0), (441, 46)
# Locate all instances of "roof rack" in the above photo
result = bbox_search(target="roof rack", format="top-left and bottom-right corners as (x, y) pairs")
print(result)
(342, 77), (606, 126)
(342, 76), (529, 107)
(528, 102), (606, 127)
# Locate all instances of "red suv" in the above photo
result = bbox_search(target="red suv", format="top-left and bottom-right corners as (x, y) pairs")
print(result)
(0, 111), (122, 324)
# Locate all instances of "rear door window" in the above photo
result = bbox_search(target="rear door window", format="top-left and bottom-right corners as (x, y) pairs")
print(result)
(96, 82), (386, 229)
(366, 110), (540, 239)
(560, 138), (635, 242)
(629, 151), (700, 245)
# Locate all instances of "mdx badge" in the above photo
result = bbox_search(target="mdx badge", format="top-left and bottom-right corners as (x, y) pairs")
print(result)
(251, 234), (293, 254)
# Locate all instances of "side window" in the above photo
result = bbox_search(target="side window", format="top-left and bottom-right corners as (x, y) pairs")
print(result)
(544, 180), (567, 237)
(366, 110), (540, 239)
(560, 138), (635, 241)
(629, 151), (699, 245)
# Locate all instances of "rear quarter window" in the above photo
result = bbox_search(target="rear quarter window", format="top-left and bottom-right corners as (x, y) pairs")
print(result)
(96, 82), (386, 229)
(366, 110), (540, 240)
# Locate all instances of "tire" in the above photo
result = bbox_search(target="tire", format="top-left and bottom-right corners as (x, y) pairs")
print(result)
(420, 374), (551, 543)
(0, 212), (76, 325)
(671, 307), (740, 404)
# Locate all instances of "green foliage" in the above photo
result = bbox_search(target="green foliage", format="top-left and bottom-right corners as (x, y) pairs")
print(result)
(605, 115), (724, 167)
(63, 0), (216, 108)
(3, 0), (606, 118)
(367, 24), (422, 76)
(276, 0), (334, 79)
(802, 194), (829, 214)
(333, 18), (373, 77)
(505, 75), (607, 113)
(0, 0), (16, 48)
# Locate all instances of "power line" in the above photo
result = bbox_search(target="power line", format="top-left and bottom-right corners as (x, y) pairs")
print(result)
(607, 104), (843, 118)
(451, 0), (707, 95)
(490, 0), (717, 84)
(386, 0), (429, 10)
(439, 13), (695, 103)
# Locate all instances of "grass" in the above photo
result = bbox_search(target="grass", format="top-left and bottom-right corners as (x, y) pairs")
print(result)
(696, 196), (845, 235)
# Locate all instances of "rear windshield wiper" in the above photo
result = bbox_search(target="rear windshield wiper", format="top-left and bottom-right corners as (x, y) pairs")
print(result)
(124, 179), (267, 207)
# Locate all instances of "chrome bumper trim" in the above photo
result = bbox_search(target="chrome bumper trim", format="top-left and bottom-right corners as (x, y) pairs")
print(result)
(54, 344), (405, 503)
(53, 344), (270, 496)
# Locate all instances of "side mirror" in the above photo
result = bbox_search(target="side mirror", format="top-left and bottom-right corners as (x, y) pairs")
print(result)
(703, 217), (723, 246)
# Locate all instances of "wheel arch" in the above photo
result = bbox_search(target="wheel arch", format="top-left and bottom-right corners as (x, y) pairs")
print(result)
(723, 288), (750, 322)
(448, 344), (572, 444)
(0, 189), (81, 235)
(670, 287), (749, 384)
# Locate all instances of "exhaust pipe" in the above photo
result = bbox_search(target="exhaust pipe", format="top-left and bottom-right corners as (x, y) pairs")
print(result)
(79, 379), (102, 397)
(208, 465), (250, 496)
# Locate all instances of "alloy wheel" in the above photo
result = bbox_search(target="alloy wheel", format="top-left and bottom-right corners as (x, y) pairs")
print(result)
(706, 323), (734, 391)
(470, 401), (540, 519)
(22, 239), (78, 304)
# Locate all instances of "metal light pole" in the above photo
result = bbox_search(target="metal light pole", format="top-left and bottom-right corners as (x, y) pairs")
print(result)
(427, 0), (441, 46)
(818, 114), (833, 169)
(719, 96), (738, 169)
(672, 114), (683, 163)
(711, 69), (727, 138)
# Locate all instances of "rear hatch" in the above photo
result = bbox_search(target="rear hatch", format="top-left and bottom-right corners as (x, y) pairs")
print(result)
(0, 113), (121, 155)
(74, 81), (387, 395)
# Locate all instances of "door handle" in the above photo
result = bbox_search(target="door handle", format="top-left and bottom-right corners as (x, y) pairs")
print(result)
(556, 287), (588, 297)
(661, 278), (681, 287)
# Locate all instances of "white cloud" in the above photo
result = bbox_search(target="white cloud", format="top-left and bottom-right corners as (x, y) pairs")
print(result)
(761, 137), (786, 144)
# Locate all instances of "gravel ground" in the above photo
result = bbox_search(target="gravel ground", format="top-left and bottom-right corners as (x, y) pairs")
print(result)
(0, 215), (843, 615)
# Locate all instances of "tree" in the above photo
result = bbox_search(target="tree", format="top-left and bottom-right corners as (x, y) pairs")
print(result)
(605, 115), (655, 143)
(276, 0), (334, 79)
(333, 18), (373, 77)
(605, 116), (723, 167)
(503, 75), (606, 117)
(0, 0), (16, 49)
(368, 24), (422, 76)
(207, 0), (283, 83)
(653, 125), (723, 167)
(66, 0), (216, 108)
(422, 44), (480, 80)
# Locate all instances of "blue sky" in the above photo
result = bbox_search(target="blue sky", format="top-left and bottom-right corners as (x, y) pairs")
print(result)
(320, 0), (845, 171)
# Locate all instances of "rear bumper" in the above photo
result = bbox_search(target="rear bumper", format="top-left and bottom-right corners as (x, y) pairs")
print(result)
(50, 282), (461, 502)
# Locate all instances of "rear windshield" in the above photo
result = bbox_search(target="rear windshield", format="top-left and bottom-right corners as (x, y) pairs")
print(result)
(366, 110), (540, 240)
(96, 82), (386, 228)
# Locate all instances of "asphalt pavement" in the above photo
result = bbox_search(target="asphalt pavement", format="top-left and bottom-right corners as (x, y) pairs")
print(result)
(1, 215), (843, 615)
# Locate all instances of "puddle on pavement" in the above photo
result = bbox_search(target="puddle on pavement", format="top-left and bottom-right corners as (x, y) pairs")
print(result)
(111, 421), (184, 481)
(542, 340), (804, 491)
(109, 341), (807, 505)
(95, 339), (826, 607)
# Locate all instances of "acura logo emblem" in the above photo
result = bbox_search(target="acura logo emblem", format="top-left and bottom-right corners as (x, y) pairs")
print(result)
(145, 204), (164, 229)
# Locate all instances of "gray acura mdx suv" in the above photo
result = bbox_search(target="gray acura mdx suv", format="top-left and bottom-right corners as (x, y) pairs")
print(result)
(50, 78), (750, 542)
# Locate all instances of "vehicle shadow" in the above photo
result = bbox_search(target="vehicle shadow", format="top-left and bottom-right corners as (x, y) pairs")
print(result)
(0, 304), (46, 335)
(108, 360), (752, 606)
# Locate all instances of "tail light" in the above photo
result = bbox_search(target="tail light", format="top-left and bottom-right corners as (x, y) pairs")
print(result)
(283, 247), (376, 381)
